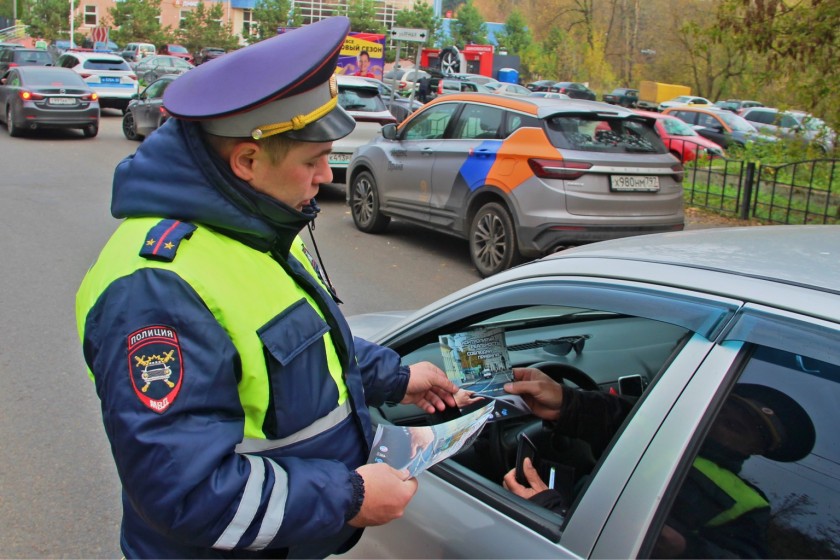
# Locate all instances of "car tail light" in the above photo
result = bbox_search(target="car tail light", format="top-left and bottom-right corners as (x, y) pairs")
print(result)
(159, 106), (170, 117)
(8, 62), (18, 68)
(129, 74), (137, 80)
(399, 81), (407, 90)
(79, 73), (92, 79)
(437, 81), (443, 94)
(81, 92), (98, 101)
(19, 90), (45, 101)
(671, 162), (684, 182)
(528, 158), (592, 180)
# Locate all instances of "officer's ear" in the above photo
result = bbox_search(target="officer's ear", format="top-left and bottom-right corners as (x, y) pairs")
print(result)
(227, 140), (264, 183)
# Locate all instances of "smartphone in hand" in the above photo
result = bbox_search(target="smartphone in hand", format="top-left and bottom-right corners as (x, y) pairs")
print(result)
(515, 433), (540, 486)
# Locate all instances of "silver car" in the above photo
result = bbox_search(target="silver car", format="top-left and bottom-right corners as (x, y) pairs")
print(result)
(739, 107), (836, 153)
(347, 93), (685, 277)
(345, 225), (840, 559)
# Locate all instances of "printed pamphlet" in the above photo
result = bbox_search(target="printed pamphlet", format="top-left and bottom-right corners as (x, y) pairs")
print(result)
(367, 401), (495, 477)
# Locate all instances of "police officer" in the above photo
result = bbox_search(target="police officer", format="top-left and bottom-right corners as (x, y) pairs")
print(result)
(76, 17), (458, 559)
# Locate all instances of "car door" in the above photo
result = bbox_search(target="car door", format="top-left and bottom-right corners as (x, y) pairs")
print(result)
(346, 277), (740, 558)
(428, 102), (505, 234)
(596, 303), (840, 558)
(382, 101), (459, 223)
(133, 78), (169, 136)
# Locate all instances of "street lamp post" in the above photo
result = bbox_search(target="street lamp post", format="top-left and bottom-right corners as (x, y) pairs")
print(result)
(70, 0), (75, 46)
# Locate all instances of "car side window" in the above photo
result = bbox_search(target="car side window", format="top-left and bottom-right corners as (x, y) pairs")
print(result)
(652, 344), (840, 558)
(505, 112), (542, 135)
(697, 113), (721, 129)
(402, 103), (458, 140)
(452, 104), (503, 140)
(144, 79), (169, 99)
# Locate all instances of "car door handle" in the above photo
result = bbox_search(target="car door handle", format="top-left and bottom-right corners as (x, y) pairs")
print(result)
(422, 147), (434, 157)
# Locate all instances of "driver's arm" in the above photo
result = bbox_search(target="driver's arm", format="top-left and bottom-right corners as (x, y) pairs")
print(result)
(552, 386), (635, 457)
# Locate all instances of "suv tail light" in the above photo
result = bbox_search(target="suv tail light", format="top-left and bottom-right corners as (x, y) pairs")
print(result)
(528, 158), (592, 180)
(19, 90), (45, 101)
(79, 73), (92, 79)
(671, 162), (684, 183)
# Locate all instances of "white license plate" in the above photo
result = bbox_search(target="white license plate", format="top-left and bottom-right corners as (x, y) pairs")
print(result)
(329, 153), (352, 165)
(48, 97), (77, 105)
(610, 175), (660, 192)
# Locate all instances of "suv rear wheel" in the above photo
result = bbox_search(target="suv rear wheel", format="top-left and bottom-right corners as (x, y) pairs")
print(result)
(350, 171), (391, 233)
(469, 202), (520, 277)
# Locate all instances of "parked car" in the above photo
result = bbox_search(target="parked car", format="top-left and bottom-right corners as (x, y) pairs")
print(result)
(525, 79), (559, 92)
(552, 82), (597, 101)
(347, 93), (684, 277)
(329, 74), (397, 183)
(658, 95), (712, 111)
(342, 225), (840, 560)
(47, 40), (78, 62)
(382, 67), (431, 96)
(447, 73), (500, 87)
(715, 99), (764, 113)
(132, 55), (193, 86)
(602, 87), (639, 107)
(739, 107), (836, 153)
(0, 48), (54, 75)
(120, 42), (156, 64)
(81, 38), (120, 53)
(662, 105), (776, 149)
(0, 66), (99, 138)
(158, 44), (193, 64)
(633, 109), (725, 162)
(358, 77), (424, 123)
(194, 47), (226, 65)
(428, 76), (492, 99)
(122, 74), (178, 141)
(56, 51), (138, 112)
(485, 82), (532, 97)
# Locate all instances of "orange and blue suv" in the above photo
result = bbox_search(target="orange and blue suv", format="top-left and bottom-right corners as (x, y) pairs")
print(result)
(346, 93), (685, 276)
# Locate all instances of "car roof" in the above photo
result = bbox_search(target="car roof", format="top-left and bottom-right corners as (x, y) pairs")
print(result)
(336, 74), (380, 90)
(543, 225), (840, 295)
(423, 92), (637, 119)
(61, 51), (126, 61)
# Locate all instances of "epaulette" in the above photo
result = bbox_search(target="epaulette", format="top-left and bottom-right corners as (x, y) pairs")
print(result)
(139, 219), (197, 262)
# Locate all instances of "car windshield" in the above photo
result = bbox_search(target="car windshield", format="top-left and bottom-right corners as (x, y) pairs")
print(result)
(168, 45), (188, 54)
(661, 117), (698, 137)
(338, 87), (387, 112)
(716, 110), (757, 132)
(545, 114), (666, 154)
(84, 58), (131, 71)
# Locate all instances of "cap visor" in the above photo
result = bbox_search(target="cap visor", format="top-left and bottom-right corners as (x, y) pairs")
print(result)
(284, 105), (356, 142)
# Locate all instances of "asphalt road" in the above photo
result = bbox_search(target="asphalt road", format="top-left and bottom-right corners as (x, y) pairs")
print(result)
(0, 111), (479, 558)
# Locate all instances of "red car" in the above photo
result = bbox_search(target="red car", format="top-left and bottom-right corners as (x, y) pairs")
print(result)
(158, 44), (193, 65)
(634, 109), (725, 162)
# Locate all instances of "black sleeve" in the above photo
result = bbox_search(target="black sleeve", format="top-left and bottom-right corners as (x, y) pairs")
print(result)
(552, 386), (635, 458)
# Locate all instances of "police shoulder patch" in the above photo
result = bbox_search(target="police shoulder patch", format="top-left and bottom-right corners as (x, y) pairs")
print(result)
(127, 325), (183, 413)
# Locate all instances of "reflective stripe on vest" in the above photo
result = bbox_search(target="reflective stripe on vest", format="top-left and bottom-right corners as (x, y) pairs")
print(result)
(693, 456), (769, 527)
(76, 217), (350, 440)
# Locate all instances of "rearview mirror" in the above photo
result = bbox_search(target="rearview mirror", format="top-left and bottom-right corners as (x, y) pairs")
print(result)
(382, 123), (397, 140)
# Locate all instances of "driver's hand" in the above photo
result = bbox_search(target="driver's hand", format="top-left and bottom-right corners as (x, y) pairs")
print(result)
(504, 368), (564, 421)
(503, 457), (548, 499)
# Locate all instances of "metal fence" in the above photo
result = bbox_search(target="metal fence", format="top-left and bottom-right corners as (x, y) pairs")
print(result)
(683, 152), (840, 225)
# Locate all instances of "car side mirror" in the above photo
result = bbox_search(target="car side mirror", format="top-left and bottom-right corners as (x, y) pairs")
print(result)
(382, 123), (398, 140)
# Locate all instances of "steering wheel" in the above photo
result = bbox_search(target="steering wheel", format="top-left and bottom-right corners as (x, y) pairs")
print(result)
(528, 361), (599, 391)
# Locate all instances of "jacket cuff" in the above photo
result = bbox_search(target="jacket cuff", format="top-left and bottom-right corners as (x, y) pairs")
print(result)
(344, 470), (366, 522)
(388, 365), (411, 403)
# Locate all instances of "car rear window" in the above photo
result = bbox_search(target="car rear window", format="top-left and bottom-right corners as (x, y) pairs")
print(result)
(544, 114), (667, 154)
(338, 87), (387, 113)
(15, 51), (52, 65)
(84, 58), (132, 71)
(27, 69), (86, 87)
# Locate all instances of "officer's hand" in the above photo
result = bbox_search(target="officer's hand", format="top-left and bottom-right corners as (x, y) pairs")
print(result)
(402, 361), (458, 413)
(502, 457), (548, 499)
(348, 463), (418, 527)
(504, 367), (565, 422)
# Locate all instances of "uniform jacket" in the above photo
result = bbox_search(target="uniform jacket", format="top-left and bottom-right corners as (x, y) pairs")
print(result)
(76, 119), (410, 558)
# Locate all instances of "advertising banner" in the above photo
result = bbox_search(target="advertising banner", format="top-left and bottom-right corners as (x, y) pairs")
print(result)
(337, 32), (386, 80)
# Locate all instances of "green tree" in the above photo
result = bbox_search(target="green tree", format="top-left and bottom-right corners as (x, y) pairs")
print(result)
(247, 0), (294, 43)
(107, 0), (168, 46)
(177, 1), (239, 56)
(493, 9), (531, 55)
(346, 0), (384, 34)
(450, 0), (487, 45)
(21, 0), (78, 42)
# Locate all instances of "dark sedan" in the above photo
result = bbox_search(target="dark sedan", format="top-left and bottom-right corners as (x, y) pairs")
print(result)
(552, 81), (597, 100)
(0, 66), (100, 137)
(122, 74), (177, 141)
(525, 79), (558, 92)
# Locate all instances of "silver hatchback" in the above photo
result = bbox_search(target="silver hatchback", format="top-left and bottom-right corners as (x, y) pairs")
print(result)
(347, 93), (684, 276)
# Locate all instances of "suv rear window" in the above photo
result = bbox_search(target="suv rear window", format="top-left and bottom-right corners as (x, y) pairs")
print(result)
(338, 87), (387, 113)
(545, 114), (666, 154)
(84, 58), (132, 71)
